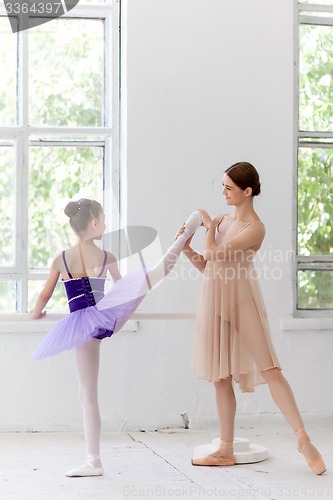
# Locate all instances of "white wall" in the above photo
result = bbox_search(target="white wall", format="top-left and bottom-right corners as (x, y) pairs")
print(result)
(1, 0), (332, 433)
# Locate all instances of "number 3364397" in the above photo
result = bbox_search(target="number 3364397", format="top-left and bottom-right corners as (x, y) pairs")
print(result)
(5, 3), (62, 14)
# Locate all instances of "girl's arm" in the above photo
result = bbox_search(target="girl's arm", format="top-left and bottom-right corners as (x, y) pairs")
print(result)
(106, 252), (122, 282)
(29, 265), (60, 319)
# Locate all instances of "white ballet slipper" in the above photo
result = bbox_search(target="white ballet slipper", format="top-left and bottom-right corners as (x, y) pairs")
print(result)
(65, 464), (104, 477)
(182, 211), (203, 237)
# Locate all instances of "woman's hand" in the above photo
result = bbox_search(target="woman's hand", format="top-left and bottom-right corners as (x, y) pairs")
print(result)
(197, 209), (218, 230)
(29, 310), (47, 320)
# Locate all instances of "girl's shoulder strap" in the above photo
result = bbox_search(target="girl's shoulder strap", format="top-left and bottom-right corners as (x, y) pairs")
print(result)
(62, 250), (73, 279)
(78, 244), (88, 276)
(97, 250), (108, 277)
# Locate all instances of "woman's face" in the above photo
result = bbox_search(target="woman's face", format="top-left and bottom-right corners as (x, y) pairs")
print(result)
(222, 174), (250, 206)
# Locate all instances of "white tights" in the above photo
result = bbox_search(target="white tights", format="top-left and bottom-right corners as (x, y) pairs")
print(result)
(147, 210), (202, 286)
(75, 339), (102, 466)
(73, 210), (203, 469)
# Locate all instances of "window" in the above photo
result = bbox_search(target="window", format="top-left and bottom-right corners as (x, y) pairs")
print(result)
(0, 0), (120, 313)
(295, 1), (333, 316)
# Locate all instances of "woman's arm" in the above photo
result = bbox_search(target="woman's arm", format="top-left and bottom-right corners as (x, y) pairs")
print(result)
(203, 221), (265, 261)
(175, 224), (207, 273)
(29, 265), (60, 319)
(182, 246), (207, 273)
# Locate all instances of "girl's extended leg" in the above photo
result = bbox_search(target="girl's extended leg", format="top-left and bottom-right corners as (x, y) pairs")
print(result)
(65, 339), (104, 477)
(261, 368), (326, 475)
(96, 211), (203, 327)
(147, 211), (203, 287)
(192, 376), (236, 466)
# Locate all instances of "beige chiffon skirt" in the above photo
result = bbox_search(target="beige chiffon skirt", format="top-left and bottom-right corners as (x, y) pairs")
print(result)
(192, 259), (281, 393)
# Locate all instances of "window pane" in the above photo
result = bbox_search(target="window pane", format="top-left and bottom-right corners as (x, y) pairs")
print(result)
(28, 280), (67, 312)
(300, 0), (333, 4)
(298, 270), (333, 309)
(0, 281), (17, 312)
(29, 145), (104, 268)
(29, 19), (104, 126)
(0, 144), (15, 266)
(29, 134), (106, 142)
(299, 25), (333, 132)
(298, 148), (333, 256)
(0, 18), (17, 125)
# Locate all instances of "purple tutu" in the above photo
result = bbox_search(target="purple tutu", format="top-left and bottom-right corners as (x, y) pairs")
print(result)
(32, 266), (149, 359)
(32, 211), (204, 359)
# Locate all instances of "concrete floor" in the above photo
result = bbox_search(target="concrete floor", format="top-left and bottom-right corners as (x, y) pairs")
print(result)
(1, 421), (332, 500)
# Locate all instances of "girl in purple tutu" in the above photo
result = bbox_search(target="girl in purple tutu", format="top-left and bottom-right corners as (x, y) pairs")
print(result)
(30, 198), (202, 477)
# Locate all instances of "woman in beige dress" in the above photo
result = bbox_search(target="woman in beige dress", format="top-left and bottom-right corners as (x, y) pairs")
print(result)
(177, 162), (326, 475)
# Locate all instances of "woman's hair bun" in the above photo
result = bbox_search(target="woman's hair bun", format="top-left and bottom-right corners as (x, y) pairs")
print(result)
(253, 182), (261, 197)
(224, 162), (261, 197)
(64, 201), (80, 218)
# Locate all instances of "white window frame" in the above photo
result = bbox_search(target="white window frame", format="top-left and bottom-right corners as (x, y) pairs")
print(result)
(294, 0), (333, 317)
(0, 0), (121, 313)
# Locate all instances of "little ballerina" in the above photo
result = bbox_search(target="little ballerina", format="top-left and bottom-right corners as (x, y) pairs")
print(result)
(30, 198), (202, 476)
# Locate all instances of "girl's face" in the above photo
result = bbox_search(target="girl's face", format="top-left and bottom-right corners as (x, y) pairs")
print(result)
(222, 174), (251, 206)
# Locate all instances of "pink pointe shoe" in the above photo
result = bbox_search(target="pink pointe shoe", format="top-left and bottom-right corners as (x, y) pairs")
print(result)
(295, 428), (326, 475)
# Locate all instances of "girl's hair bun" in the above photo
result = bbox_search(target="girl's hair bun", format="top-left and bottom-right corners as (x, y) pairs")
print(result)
(63, 198), (103, 235)
(64, 201), (80, 218)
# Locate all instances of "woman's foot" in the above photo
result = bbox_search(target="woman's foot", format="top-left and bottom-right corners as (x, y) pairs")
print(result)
(65, 454), (104, 477)
(192, 440), (235, 467)
(295, 428), (326, 475)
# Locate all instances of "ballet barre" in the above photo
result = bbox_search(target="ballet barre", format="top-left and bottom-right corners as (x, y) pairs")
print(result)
(0, 312), (197, 333)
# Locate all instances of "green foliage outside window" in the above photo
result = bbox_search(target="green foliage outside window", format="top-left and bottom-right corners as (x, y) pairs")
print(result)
(0, 15), (107, 312)
(0, 146), (15, 267)
(29, 19), (104, 127)
(0, 18), (16, 125)
(299, 25), (333, 132)
(298, 148), (333, 257)
(298, 22), (333, 309)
